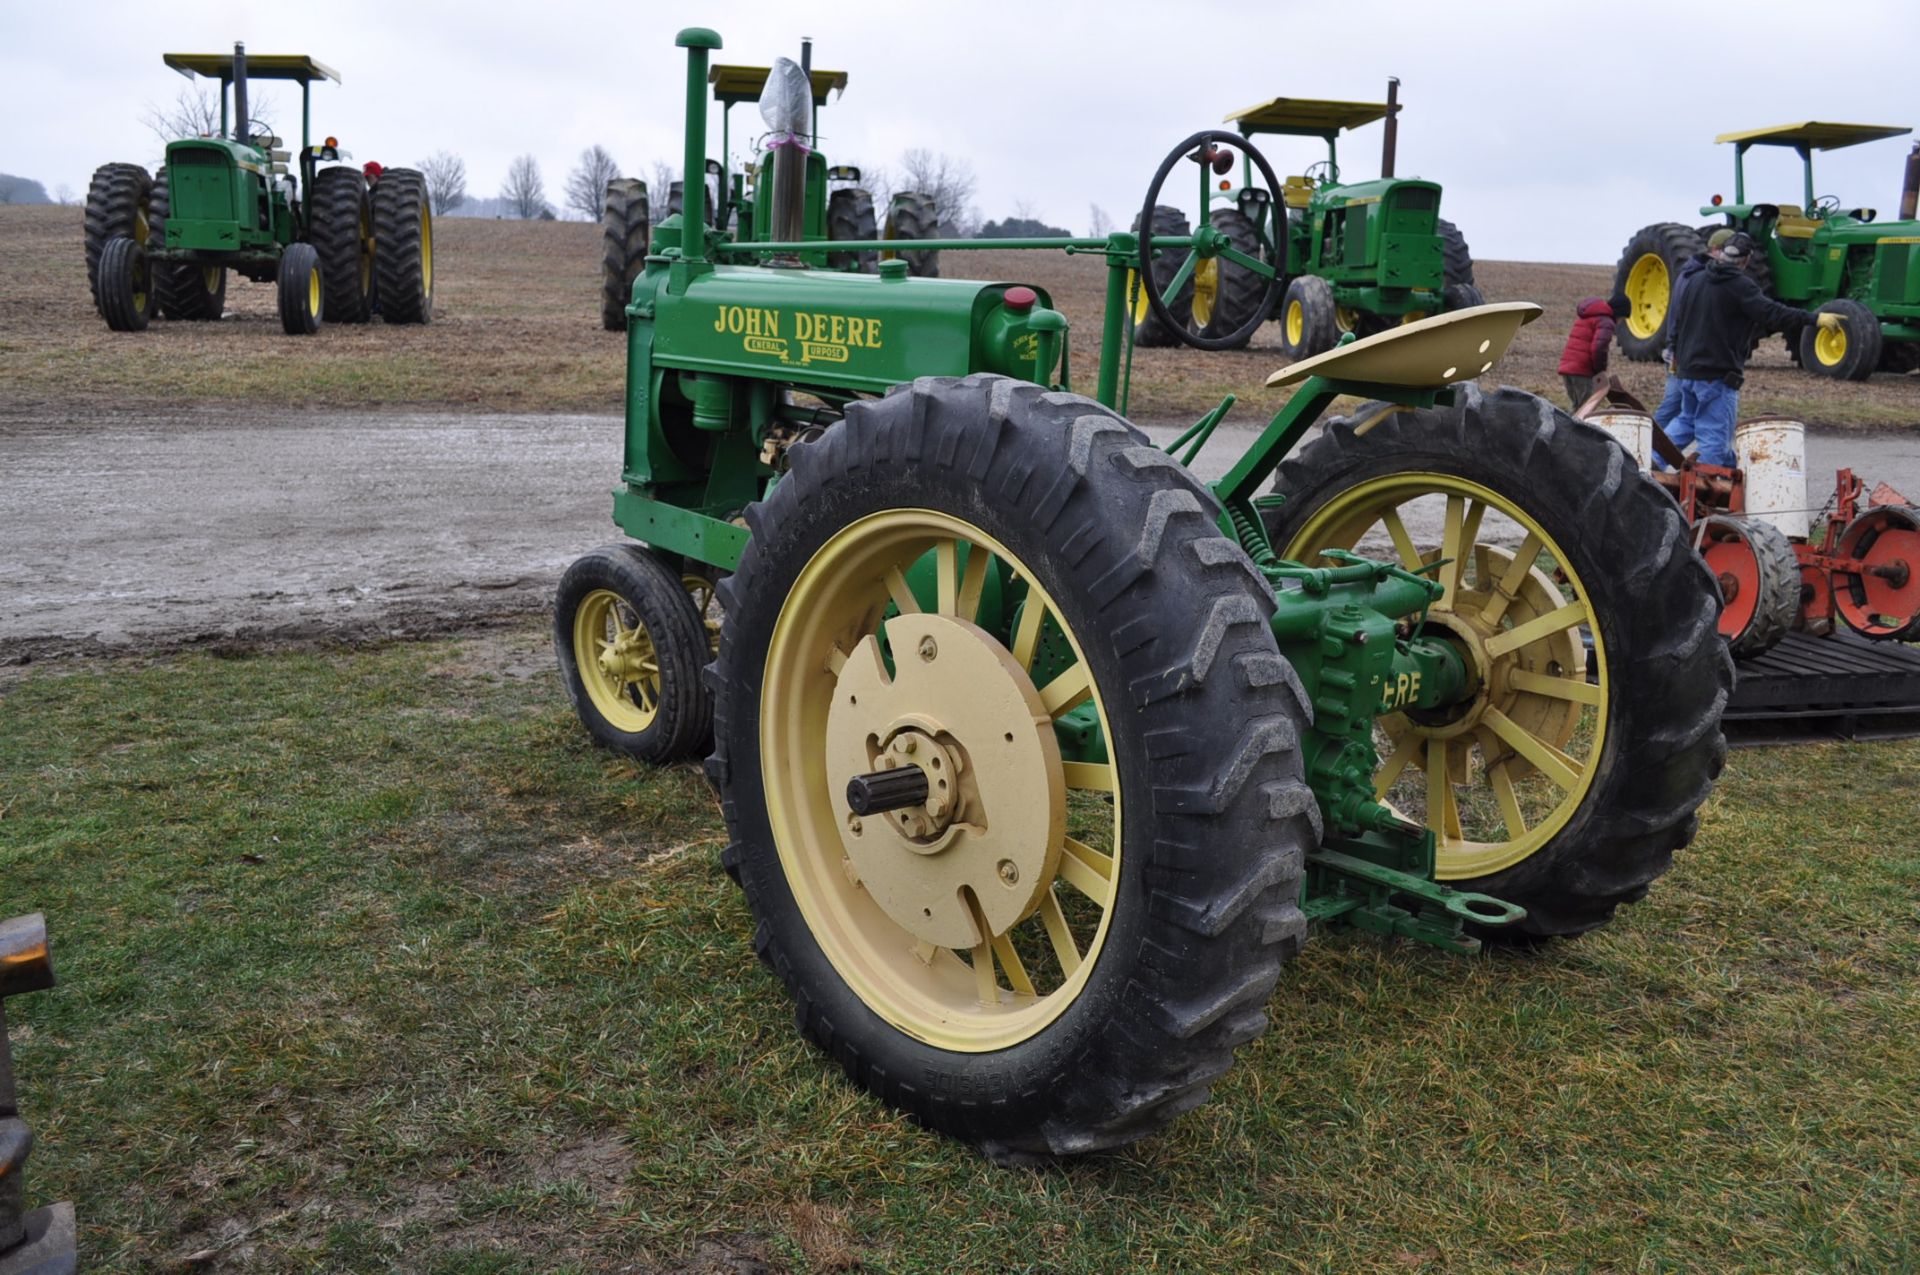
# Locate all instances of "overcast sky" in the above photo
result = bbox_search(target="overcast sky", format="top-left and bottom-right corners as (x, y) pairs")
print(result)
(4, 0), (1916, 264)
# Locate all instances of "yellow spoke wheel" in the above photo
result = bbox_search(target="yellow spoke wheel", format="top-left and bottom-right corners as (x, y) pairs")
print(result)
(554, 543), (713, 762)
(710, 374), (1314, 1159)
(1263, 384), (1731, 939)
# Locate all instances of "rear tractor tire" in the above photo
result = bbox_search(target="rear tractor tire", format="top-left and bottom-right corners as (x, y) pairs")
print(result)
(1197, 207), (1271, 346)
(1437, 218), (1475, 287)
(708, 373), (1314, 1161)
(277, 242), (323, 335)
(150, 167), (226, 321)
(84, 162), (153, 313)
(310, 166), (376, 324)
(1263, 383), (1731, 940)
(601, 178), (651, 331)
(1278, 274), (1337, 360)
(372, 167), (433, 324)
(1128, 204), (1192, 348)
(827, 187), (878, 272)
(884, 190), (940, 278)
(97, 236), (154, 332)
(1611, 222), (1705, 362)
(1800, 298), (1882, 381)
(1700, 514), (1799, 657)
(554, 543), (713, 763)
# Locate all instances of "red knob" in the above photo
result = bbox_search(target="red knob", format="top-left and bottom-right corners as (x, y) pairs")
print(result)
(1004, 286), (1037, 311)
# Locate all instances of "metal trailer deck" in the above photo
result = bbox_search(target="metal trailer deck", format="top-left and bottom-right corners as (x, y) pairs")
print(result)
(1727, 630), (1920, 745)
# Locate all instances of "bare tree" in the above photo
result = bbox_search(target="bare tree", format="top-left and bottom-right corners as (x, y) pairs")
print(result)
(564, 145), (621, 221)
(1088, 204), (1112, 237)
(648, 159), (677, 211)
(141, 84), (272, 145)
(417, 151), (468, 215)
(896, 148), (979, 236)
(500, 154), (547, 220)
(54, 184), (76, 206)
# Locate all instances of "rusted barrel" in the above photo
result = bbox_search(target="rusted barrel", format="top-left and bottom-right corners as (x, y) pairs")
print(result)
(0, 913), (76, 1275)
(1735, 416), (1810, 541)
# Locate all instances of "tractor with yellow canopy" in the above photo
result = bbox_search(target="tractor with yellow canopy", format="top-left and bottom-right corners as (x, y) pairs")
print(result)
(1612, 121), (1920, 378)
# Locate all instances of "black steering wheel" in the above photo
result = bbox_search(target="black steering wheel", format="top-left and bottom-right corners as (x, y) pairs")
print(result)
(1812, 194), (1842, 218)
(1138, 130), (1287, 351)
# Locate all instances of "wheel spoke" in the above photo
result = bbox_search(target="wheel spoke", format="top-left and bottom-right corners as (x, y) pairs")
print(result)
(1483, 706), (1584, 791)
(1484, 600), (1590, 659)
(1488, 759), (1528, 838)
(1374, 726), (1420, 799)
(1062, 761), (1115, 792)
(1482, 531), (1544, 626)
(956, 544), (991, 623)
(934, 538), (959, 615)
(1456, 500), (1487, 597)
(884, 565), (921, 616)
(1057, 836), (1114, 906)
(1425, 740), (1463, 843)
(1437, 495), (1466, 611)
(1507, 667), (1603, 706)
(970, 939), (998, 1005)
(1379, 507), (1424, 574)
(989, 930), (1037, 999)
(1038, 661), (1092, 718)
(1010, 595), (1046, 670)
(1038, 890), (1082, 976)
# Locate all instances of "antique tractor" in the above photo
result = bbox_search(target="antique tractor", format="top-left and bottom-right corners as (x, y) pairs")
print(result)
(556, 28), (1729, 1162)
(600, 49), (940, 331)
(1613, 122), (1920, 378)
(1133, 82), (1481, 352)
(86, 43), (433, 335)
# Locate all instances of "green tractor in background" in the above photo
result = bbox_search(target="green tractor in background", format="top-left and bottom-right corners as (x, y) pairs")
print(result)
(1613, 122), (1920, 379)
(601, 51), (941, 331)
(86, 43), (433, 336)
(1133, 82), (1481, 352)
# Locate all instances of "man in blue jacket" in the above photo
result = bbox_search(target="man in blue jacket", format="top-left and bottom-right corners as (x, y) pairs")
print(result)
(1666, 231), (1841, 466)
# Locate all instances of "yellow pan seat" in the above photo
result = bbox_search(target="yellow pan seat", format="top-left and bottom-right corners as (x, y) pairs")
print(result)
(1282, 176), (1315, 209)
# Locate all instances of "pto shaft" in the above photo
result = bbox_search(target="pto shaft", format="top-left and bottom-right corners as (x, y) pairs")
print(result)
(846, 767), (929, 816)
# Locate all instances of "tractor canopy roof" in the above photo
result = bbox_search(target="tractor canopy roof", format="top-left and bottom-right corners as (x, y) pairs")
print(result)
(709, 63), (847, 108)
(163, 52), (340, 84)
(1224, 96), (1390, 139)
(1715, 122), (1910, 151)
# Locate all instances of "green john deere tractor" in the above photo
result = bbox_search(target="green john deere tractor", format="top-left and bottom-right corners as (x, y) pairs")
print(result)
(87, 42), (433, 335)
(1133, 82), (1481, 353)
(557, 28), (1730, 1163)
(1614, 122), (1920, 379)
(600, 51), (940, 331)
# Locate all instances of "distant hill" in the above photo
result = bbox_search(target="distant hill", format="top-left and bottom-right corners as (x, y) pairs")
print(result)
(0, 174), (51, 205)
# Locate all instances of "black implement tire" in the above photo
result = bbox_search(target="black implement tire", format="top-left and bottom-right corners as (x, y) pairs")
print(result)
(372, 168), (433, 324)
(1129, 204), (1191, 347)
(1444, 282), (1485, 312)
(277, 242), (323, 335)
(309, 166), (375, 324)
(97, 236), (153, 332)
(1199, 208), (1270, 345)
(708, 373), (1314, 1161)
(149, 167), (227, 321)
(827, 187), (878, 272)
(1700, 514), (1799, 658)
(555, 543), (713, 763)
(1263, 383), (1730, 940)
(84, 163), (152, 312)
(1279, 274), (1337, 359)
(601, 178), (651, 331)
(1612, 222), (1704, 361)
(1800, 298), (1882, 381)
(1437, 217), (1475, 287)
(885, 191), (940, 277)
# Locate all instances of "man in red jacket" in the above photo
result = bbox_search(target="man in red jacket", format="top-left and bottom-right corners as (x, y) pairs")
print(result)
(1558, 296), (1616, 408)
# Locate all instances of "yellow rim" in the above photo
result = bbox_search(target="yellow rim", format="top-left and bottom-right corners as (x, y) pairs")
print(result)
(1192, 257), (1218, 328)
(683, 573), (722, 655)
(1400, 309), (1429, 326)
(573, 588), (661, 733)
(1335, 305), (1359, 334)
(1624, 251), (1669, 340)
(1283, 474), (1609, 879)
(1814, 322), (1848, 366)
(202, 265), (222, 293)
(1286, 298), (1304, 345)
(420, 204), (433, 295)
(762, 509), (1122, 1052)
(134, 203), (150, 247)
(307, 266), (321, 316)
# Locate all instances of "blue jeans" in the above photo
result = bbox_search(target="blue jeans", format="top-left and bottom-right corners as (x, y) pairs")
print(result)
(1666, 377), (1740, 467)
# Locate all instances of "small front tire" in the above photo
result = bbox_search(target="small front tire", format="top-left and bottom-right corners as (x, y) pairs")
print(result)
(97, 236), (153, 332)
(277, 242), (324, 335)
(1278, 274), (1337, 359)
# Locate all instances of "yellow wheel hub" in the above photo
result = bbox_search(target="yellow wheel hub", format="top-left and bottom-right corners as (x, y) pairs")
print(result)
(1192, 257), (1218, 328)
(1284, 475), (1609, 879)
(1814, 322), (1848, 366)
(1335, 305), (1359, 334)
(762, 509), (1122, 1051)
(1624, 251), (1669, 340)
(202, 265), (222, 293)
(307, 267), (321, 316)
(1286, 298), (1305, 346)
(573, 587), (661, 733)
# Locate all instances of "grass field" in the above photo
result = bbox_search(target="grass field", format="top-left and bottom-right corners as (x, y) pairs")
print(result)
(3, 205), (1915, 425)
(4, 624), (1917, 1272)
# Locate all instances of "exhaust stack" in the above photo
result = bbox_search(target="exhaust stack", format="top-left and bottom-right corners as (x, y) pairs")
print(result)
(1901, 141), (1920, 221)
(231, 41), (249, 143)
(1381, 77), (1400, 179)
